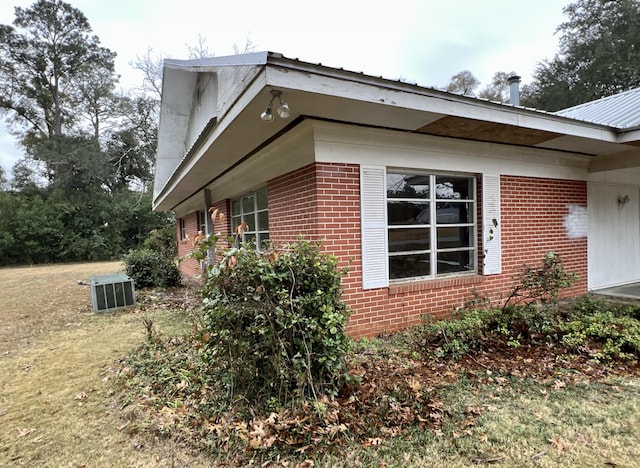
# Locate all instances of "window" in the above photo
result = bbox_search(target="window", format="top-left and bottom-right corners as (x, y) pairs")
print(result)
(386, 171), (476, 280)
(196, 210), (206, 234)
(231, 188), (269, 248)
(179, 217), (187, 241)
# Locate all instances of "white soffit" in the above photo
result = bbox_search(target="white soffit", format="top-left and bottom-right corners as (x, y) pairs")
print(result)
(536, 135), (631, 156)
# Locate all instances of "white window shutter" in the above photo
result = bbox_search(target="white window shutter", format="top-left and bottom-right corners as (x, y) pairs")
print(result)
(360, 165), (389, 289)
(482, 174), (502, 275)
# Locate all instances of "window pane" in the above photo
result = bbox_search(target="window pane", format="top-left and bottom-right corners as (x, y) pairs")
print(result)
(388, 228), (430, 252)
(389, 254), (431, 279)
(437, 251), (473, 274)
(231, 199), (241, 216)
(436, 202), (473, 224)
(243, 214), (255, 232)
(231, 189), (269, 252)
(388, 201), (429, 225)
(257, 210), (269, 231)
(436, 176), (473, 200)
(242, 194), (255, 214)
(258, 232), (269, 249)
(387, 173), (429, 198)
(437, 226), (472, 249)
(256, 189), (268, 210)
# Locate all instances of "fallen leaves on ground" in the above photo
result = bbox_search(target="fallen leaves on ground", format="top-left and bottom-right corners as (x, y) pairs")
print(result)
(115, 288), (640, 464)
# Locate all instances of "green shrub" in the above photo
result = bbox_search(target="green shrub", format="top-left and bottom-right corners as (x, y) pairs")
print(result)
(123, 247), (181, 289)
(503, 251), (577, 309)
(142, 226), (177, 258)
(201, 239), (350, 408)
(570, 295), (640, 321)
(406, 253), (638, 363)
(558, 311), (640, 360)
(417, 307), (501, 359)
(419, 294), (640, 361)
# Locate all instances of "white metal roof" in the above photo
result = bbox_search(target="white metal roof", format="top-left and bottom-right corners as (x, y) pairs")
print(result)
(555, 87), (640, 129)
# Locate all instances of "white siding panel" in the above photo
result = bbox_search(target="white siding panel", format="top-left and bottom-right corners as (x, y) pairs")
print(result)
(482, 175), (502, 275)
(360, 165), (389, 289)
(588, 183), (640, 288)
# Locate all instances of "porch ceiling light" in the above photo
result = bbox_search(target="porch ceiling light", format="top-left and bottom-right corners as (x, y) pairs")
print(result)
(260, 89), (290, 122)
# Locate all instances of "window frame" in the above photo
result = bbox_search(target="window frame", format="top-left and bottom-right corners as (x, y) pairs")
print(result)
(179, 217), (187, 241)
(386, 170), (477, 281)
(230, 188), (269, 249)
(196, 210), (207, 234)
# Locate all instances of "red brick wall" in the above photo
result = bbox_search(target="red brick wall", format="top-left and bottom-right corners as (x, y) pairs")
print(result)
(490, 175), (588, 298)
(194, 164), (587, 337)
(268, 164), (321, 243)
(177, 211), (202, 279)
(209, 199), (232, 259)
(177, 201), (233, 281)
(268, 164), (588, 337)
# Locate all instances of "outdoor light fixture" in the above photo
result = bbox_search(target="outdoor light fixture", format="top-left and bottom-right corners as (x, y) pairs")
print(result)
(260, 89), (290, 122)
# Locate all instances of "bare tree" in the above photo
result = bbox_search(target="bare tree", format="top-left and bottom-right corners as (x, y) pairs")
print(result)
(131, 47), (164, 100)
(233, 35), (257, 55)
(187, 34), (213, 59)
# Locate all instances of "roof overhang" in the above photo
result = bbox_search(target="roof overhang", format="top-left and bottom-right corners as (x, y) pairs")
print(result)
(153, 52), (640, 212)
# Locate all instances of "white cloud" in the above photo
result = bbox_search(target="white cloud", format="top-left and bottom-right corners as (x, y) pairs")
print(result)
(0, 0), (572, 176)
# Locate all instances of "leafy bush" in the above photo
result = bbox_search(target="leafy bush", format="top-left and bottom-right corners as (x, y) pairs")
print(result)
(417, 308), (500, 359)
(570, 295), (640, 321)
(558, 311), (640, 360)
(502, 251), (577, 309)
(417, 254), (640, 362)
(419, 293), (640, 362)
(123, 247), (181, 289)
(201, 239), (350, 408)
(142, 226), (177, 258)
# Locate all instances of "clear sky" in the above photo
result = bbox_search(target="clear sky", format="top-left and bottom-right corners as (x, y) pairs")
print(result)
(0, 0), (573, 177)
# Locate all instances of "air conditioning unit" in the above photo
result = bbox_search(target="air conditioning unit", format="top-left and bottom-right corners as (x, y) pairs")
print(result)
(90, 274), (136, 312)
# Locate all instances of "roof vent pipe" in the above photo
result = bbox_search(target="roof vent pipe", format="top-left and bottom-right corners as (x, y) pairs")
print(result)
(507, 74), (521, 106)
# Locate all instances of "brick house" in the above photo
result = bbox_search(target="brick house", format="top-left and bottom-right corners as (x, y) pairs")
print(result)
(153, 52), (640, 337)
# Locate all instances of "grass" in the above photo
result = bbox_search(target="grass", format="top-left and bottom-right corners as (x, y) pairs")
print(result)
(2, 262), (640, 466)
(120, 322), (640, 467)
(0, 261), (211, 467)
(315, 376), (640, 467)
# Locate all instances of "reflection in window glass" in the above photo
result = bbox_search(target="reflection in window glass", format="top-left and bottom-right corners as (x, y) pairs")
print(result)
(389, 254), (431, 279)
(387, 173), (430, 199)
(388, 228), (430, 252)
(388, 201), (430, 225)
(386, 171), (476, 280)
(435, 175), (473, 200)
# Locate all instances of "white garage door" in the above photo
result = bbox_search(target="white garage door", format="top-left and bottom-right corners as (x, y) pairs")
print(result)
(588, 182), (640, 289)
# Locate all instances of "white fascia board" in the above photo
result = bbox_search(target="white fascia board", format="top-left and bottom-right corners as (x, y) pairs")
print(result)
(266, 67), (517, 124)
(617, 128), (640, 144)
(265, 66), (618, 143)
(514, 112), (619, 142)
(163, 51), (269, 71)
